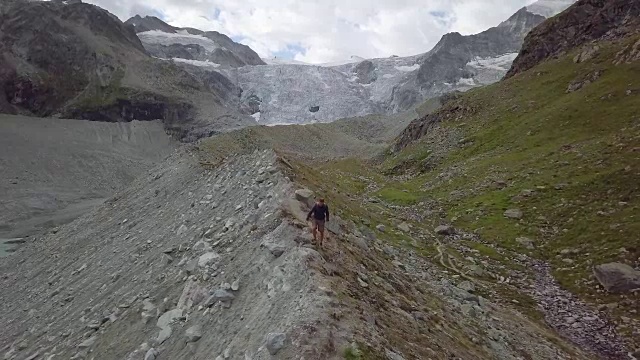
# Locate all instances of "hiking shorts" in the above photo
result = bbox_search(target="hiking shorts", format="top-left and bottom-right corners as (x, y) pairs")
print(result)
(312, 219), (325, 232)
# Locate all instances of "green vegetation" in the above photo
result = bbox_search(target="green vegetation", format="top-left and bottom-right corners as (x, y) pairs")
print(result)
(73, 68), (126, 109)
(283, 36), (640, 321)
(343, 345), (362, 360)
(383, 36), (640, 301)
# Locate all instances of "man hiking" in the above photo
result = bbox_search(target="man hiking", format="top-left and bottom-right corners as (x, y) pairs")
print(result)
(306, 198), (329, 247)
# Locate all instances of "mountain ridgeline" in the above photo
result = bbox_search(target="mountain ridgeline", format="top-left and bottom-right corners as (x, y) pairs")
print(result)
(125, 3), (565, 126)
(0, 0), (576, 134)
(1, 0), (640, 359)
(0, 0), (255, 141)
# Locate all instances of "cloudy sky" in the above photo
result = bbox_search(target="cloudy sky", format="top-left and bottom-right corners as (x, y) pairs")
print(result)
(85, 0), (541, 63)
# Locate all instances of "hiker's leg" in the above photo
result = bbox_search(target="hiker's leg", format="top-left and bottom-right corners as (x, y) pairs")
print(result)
(319, 229), (324, 245)
(312, 222), (317, 241)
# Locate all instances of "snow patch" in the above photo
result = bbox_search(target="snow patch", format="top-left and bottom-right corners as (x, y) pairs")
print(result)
(172, 58), (221, 68)
(251, 112), (261, 122)
(467, 53), (518, 71)
(457, 78), (476, 86)
(382, 74), (395, 79)
(394, 64), (420, 72)
(138, 30), (220, 53)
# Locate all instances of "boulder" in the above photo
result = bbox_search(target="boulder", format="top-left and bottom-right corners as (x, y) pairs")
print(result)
(144, 348), (158, 360)
(376, 224), (386, 232)
(294, 189), (315, 208)
(435, 225), (455, 235)
(593, 263), (640, 293)
(198, 252), (220, 267)
(458, 281), (475, 293)
(503, 209), (523, 219)
(397, 222), (411, 232)
(261, 240), (287, 258)
(185, 325), (202, 343)
(205, 288), (235, 307)
(265, 332), (286, 355)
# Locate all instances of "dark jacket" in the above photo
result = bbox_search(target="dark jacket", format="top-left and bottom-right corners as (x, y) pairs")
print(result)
(307, 204), (329, 221)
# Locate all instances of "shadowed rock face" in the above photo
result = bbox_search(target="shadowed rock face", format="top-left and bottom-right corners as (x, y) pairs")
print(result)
(506, 0), (640, 78)
(0, 1), (256, 141)
(354, 60), (377, 84)
(0, 1), (146, 116)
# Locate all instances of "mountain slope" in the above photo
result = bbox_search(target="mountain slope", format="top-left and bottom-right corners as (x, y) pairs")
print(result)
(144, 4), (571, 125)
(386, 26), (640, 359)
(0, 1), (254, 141)
(527, 0), (577, 17)
(507, 0), (640, 78)
(125, 15), (266, 67)
(0, 115), (175, 239)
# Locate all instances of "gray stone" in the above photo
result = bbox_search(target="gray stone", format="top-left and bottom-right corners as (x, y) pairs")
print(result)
(231, 280), (240, 291)
(177, 224), (188, 236)
(156, 327), (172, 345)
(458, 281), (475, 293)
(261, 241), (287, 257)
(86, 320), (101, 330)
(435, 225), (455, 235)
(144, 348), (158, 360)
(460, 303), (477, 318)
(198, 252), (220, 267)
(265, 332), (286, 355)
(516, 237), (535, 249)
(157, 309), (183, 329)
(397, 222), (411, 232)
(294, 189), (315, 208)
(593, 263), (640, 293)
(185, 325), (202, 343)
(376, 224), (386, 232)
(466, 264), (485, 277)
(205, 289), (235, 307)
(504, 209), (523, 219)
(185, 259), (198, 274)
(78, 337), (96, 348)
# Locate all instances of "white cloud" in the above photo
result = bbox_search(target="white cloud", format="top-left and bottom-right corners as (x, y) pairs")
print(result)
(84, 0), (543, 64)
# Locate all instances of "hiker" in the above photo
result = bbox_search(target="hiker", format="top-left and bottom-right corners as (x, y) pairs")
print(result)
(306, 198), (329, 247)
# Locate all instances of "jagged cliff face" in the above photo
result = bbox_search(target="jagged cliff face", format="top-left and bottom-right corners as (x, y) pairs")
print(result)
(388, 8), (546, 114)
(506, 0), (640, 78)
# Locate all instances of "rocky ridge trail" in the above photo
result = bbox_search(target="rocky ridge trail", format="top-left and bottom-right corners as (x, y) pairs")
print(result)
(0, 148), (338, 359)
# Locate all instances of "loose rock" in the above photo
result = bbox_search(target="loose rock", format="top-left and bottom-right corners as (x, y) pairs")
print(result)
(593, 263), (640, 293)
(265, 332), (286, 355)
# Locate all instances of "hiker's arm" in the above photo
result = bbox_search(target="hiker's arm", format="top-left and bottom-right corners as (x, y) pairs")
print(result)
(325, 205), (330, 222)
(307, 205), (315, 221)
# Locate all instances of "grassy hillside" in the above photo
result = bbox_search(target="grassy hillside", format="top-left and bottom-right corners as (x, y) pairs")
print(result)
(197, 35), (640, 354)
(281, 35), (640, 348)
(381, 35), (640, 293)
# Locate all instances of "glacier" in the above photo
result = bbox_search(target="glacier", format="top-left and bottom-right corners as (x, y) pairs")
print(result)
(130, 1), (576, 126)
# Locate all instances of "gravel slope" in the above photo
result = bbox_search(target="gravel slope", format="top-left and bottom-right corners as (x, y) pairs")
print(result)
(0, 115), (175, 238)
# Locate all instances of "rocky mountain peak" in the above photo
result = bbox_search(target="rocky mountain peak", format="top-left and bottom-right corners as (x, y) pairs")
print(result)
(506, 0), (640, 78)
(125, 15), (178, 34)
(126, 15), (266, 67)
(497, 7), (547, 38)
